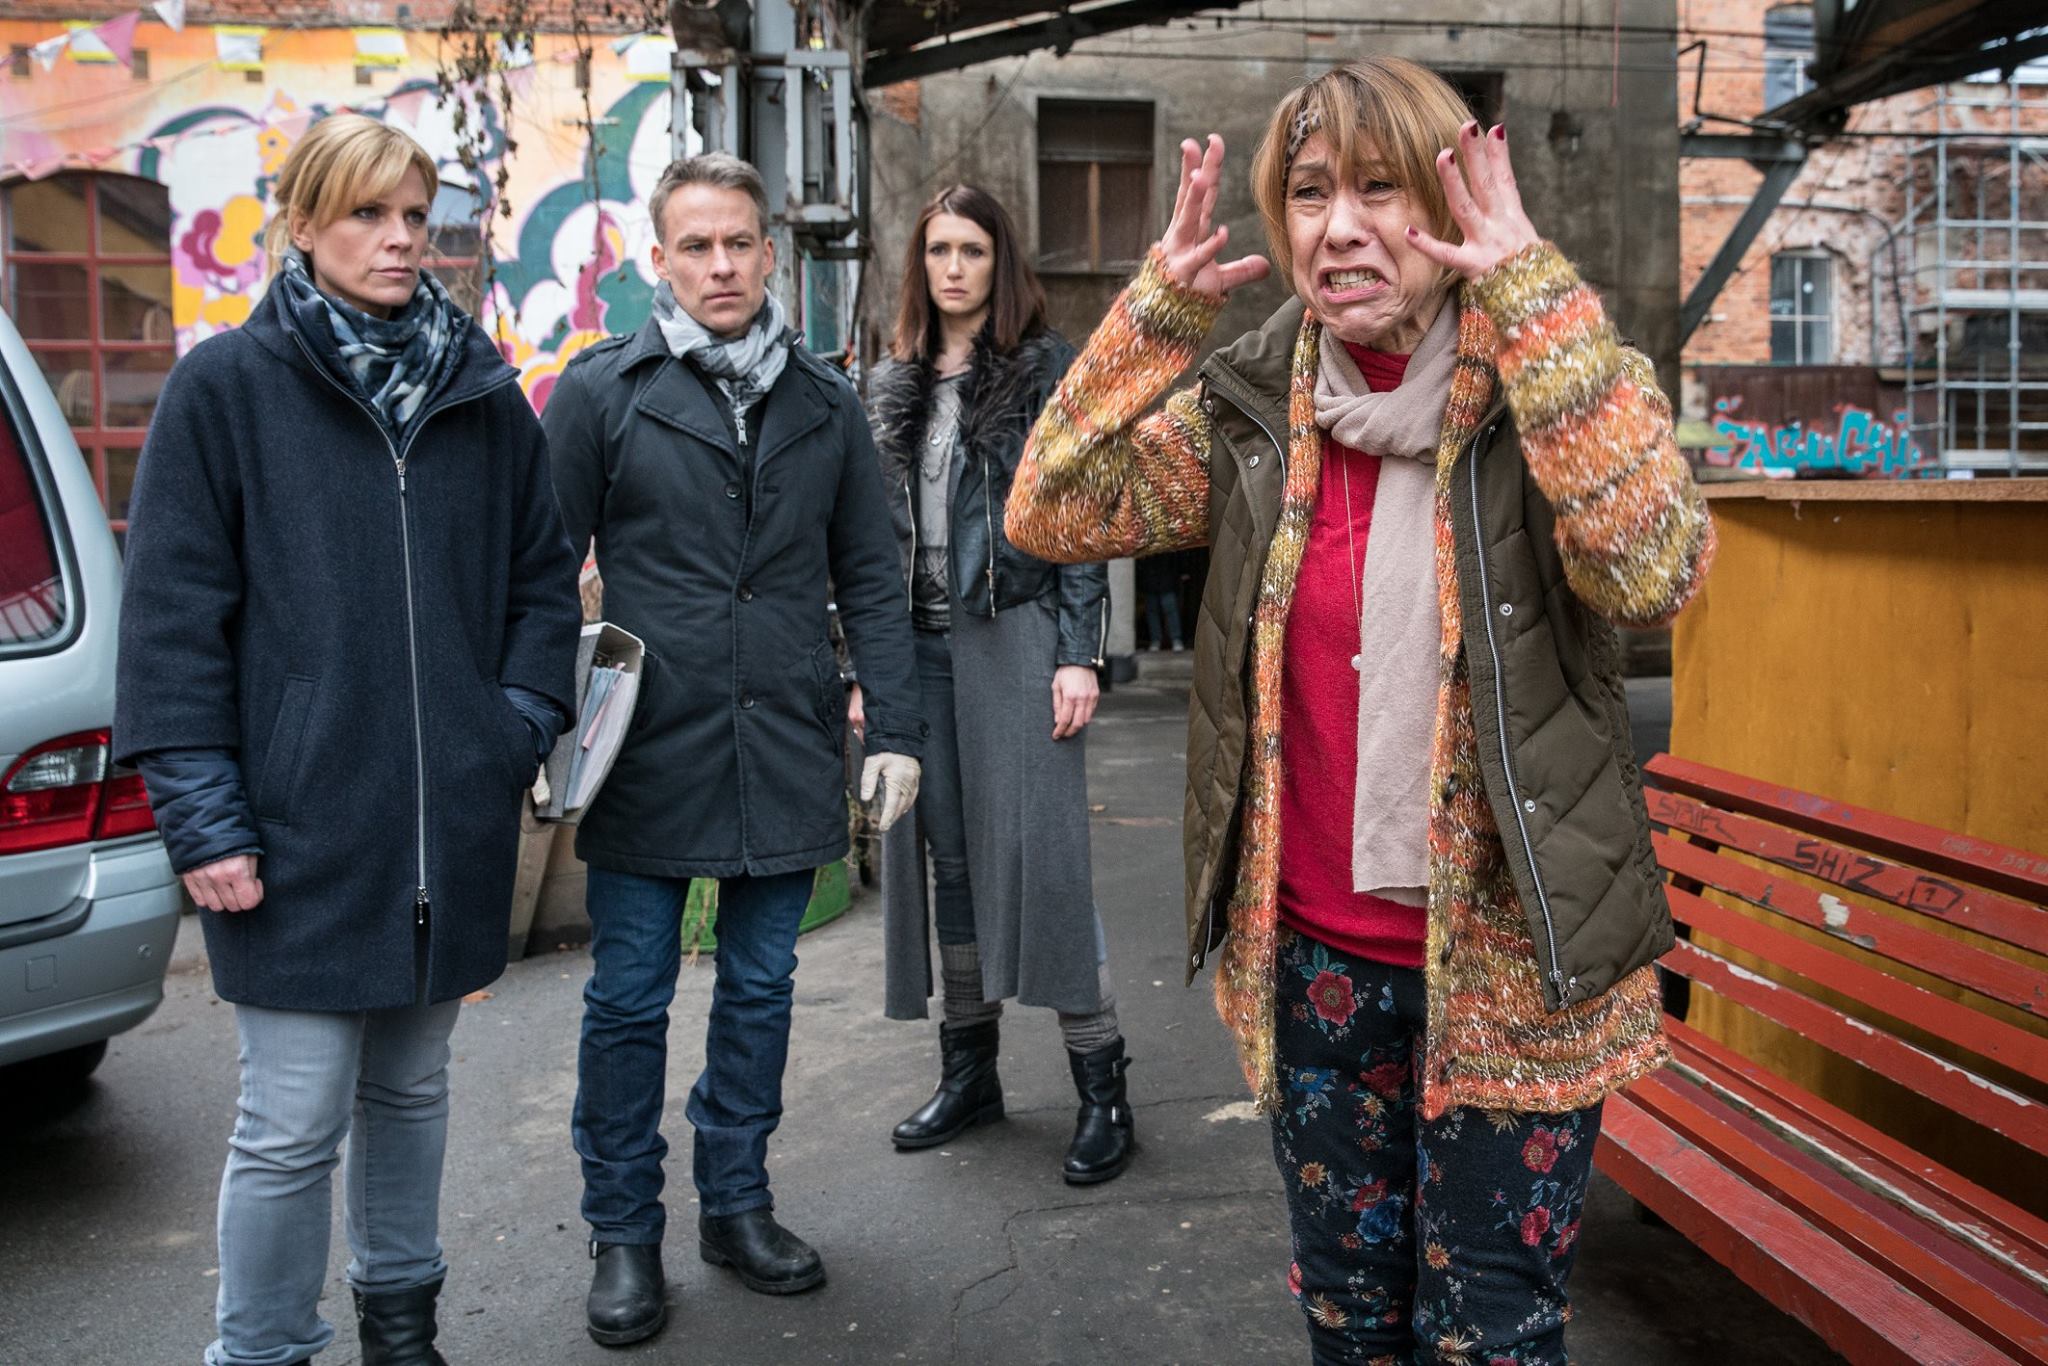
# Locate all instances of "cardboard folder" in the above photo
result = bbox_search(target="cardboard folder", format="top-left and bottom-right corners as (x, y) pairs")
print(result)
(534, 622), (645, 824)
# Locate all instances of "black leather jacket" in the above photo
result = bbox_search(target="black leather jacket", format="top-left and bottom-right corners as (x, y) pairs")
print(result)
(869, 327), (1108, 667)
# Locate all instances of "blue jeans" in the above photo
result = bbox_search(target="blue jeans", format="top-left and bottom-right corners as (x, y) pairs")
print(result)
(206, 1000), (462, 1366)
(574, 867), (816, 1239)
(1144, 588), (1182, 649)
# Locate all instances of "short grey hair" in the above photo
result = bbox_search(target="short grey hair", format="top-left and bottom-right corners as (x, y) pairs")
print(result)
(648, 153), (772, 241)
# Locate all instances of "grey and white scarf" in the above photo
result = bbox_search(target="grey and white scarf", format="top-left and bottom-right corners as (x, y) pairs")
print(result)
(649, 282), (792, 437)
(277, 250), (460, 443)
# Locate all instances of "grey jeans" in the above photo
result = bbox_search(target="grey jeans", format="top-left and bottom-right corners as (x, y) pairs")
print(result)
(205, 999), (461, 1366)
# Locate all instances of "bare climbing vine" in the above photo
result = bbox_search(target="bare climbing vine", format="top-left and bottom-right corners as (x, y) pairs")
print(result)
(430, 0), (671, 331)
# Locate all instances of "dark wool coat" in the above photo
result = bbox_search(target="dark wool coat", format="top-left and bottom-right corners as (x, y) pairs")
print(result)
(113, 283), (582, 1011)
(868, 330), (1110, 1018)
(542, 319), (925, 878)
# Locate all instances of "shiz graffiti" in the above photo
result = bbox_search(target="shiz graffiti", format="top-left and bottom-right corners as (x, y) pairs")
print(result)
(1707, 395), (1931, 477)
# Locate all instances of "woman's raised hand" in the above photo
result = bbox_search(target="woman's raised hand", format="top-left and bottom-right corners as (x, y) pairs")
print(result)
(1405, 122), (1542, 282)
(1160, 134), (1271, 297)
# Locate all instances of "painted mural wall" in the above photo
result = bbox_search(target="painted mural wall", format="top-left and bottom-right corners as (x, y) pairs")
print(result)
(0, 21), (687, 411)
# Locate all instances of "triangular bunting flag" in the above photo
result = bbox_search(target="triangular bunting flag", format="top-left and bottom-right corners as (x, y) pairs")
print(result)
(30, 32), (72, 70)
(153, 0), (185, 32)
(384, 86), (433, 122)
(93, 11), (141, 69)
(505, 64), (537, 100)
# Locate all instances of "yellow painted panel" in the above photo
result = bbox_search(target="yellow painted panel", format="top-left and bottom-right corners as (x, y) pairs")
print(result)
(1669, 493), (2048, 1213)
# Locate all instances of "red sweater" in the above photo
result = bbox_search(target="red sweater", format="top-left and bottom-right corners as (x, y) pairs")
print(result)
(1275, 344), (1426, 967)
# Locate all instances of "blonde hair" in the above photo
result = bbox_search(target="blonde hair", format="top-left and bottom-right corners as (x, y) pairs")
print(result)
(263, 113), (439, 278)
(1249, 57), (1477, 284)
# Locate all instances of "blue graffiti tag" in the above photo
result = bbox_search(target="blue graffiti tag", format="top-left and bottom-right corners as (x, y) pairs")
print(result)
(1707, 396), (1931, 477)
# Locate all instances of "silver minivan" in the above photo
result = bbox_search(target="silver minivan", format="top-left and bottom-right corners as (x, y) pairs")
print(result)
(0, 304), (181, 1085)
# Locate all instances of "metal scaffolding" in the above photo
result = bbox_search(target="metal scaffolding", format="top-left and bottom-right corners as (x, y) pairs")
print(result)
(1897, 84), (2048, 475)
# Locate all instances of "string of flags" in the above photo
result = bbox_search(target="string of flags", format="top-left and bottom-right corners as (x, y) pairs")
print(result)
(25, 0), (181, 71)
(0, 18), (670, 183)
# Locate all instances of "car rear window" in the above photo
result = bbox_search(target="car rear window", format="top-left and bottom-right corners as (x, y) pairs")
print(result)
(0, 393), (67, 648)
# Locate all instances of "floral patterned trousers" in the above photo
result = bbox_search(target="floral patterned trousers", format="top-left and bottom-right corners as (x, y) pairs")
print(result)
(1271, 929), (1602, 1365)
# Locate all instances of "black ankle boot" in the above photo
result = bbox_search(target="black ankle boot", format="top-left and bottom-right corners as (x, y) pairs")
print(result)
(586, 1241), (667, 1347)
(892, 1020), (1003, 1150)
(1063, 1038), (1135, 1185)
(699, 1209), (826, 1294)
(353, 1276), (448, 1366)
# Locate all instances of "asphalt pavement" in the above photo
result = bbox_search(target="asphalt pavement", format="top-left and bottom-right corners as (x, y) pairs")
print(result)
(0, 670), (1831, 1365)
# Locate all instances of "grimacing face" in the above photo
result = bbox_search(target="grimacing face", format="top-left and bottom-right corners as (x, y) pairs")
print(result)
(290, 165), (431, 319)
(923, 211), (996, 325)
(650, 183), (776, 338)
(1282, 132), (1447, 352)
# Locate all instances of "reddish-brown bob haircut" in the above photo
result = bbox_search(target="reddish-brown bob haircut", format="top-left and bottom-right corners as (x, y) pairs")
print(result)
(888, 184), (1048, 363)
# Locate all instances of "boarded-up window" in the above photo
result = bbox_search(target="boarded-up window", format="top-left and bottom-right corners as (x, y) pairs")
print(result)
(1038, 99), (1153, 274)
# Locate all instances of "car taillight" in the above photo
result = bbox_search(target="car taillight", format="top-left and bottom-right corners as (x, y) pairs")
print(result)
(95, 764), (156, 840)
(0, 729), (155, 855)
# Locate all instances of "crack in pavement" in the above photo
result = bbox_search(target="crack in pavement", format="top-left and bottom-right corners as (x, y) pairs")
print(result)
(947, 1186), (1282, 1360)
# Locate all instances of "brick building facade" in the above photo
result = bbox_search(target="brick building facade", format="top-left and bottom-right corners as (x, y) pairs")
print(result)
(1677, 0), (2048, 474)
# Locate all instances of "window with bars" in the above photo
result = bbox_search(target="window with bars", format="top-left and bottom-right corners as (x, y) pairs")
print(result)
(1037, 99), (1154, 275)
(1769, 251), (1833, 364)
(1763, 5), (1815, 112)
(1, 173), (175, 542)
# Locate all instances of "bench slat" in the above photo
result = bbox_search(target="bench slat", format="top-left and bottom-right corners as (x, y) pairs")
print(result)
(1656, 832), (2048, 1017)
(1648, 789), (2048, 956)
(1665, 1020), (2048, 1290)
(1666, 885), (2048, 1086)
(1624, 1074), (2048, 1362)
(1646, 754), (2048, 905)
(1599, 1095), (2019, 1365)
(1661, 939), (2048, 1159)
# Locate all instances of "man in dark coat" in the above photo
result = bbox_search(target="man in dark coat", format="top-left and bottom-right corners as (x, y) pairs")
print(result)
(543, 153), (925, 1347)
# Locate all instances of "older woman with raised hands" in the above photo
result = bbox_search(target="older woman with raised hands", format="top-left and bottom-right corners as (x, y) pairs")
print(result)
(1006, 57), (1713, 1365)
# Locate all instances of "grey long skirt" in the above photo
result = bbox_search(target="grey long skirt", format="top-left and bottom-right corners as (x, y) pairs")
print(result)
(881, 593), (1103, 1019)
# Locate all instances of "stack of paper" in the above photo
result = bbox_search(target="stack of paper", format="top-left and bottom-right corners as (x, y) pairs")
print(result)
(564, 665), (638, 811)
(536, 622), (645, 824)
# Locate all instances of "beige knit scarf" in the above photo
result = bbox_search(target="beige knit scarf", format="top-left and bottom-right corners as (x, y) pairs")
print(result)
(1311, 294), (1459, 906)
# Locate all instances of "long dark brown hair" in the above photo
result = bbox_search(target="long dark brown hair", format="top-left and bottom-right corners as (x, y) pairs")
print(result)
(888, 184), (1048, 363)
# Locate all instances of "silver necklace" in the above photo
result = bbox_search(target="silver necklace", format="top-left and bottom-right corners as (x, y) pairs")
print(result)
(1341, 452), (1365, 672)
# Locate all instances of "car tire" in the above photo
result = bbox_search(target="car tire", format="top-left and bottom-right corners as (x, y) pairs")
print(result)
(11, 1038), (109, 1089)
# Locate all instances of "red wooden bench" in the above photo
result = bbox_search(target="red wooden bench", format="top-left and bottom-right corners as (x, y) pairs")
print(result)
(1596, 754), (2048, 1365)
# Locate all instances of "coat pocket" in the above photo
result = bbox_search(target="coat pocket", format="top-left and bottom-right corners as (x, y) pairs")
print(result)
(253, 675), (316, 824)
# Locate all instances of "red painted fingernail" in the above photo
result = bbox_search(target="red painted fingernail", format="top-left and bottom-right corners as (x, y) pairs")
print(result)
(1492, 124), (1507, 141)
(1464, 121), (1479, 136)
(1406, 226), (1419, 238)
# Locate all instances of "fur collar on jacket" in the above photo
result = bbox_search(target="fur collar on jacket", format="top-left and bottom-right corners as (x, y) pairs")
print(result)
(869, 326), (1072, 483)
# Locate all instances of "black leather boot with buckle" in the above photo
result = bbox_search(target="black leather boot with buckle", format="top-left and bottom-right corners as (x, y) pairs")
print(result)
(891, 1020), (1003, 1150)
(585, 1241), (667, 1347)
(353, 1275), (449, 1366)
(1063, 1037), (1135, 1185)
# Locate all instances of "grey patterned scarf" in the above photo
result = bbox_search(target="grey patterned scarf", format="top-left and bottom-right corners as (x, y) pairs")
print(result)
(649, 282), (792, 434)
(277, 250), (460, 443)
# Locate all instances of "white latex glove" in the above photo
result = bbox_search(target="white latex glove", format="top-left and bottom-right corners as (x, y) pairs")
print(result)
(860, 752), (922, 833)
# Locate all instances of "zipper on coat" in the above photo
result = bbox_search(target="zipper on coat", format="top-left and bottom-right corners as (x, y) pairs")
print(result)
(903, 483), (918, 610)
(286, 332), (510, 959)
(1190, 382), (1287, 969)
(983, 453), (998, 606)
(1465, 422), (1567, 998)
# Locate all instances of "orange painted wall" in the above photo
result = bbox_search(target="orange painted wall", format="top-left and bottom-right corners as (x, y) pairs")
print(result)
(1668, 482), (2048, 1209)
